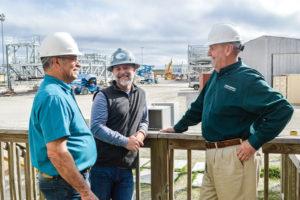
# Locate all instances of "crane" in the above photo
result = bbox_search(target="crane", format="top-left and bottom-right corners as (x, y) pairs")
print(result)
(164, 59), (173, 80)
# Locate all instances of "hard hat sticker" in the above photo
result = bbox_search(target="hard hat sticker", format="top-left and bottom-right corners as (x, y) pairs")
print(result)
(116, 53), (126, 59)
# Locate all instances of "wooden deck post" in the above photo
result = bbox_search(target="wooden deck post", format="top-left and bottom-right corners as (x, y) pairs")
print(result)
(287, 154), (300, 200)
(281, 154), (288, 200)
(169, 149), (174, 200)
(135, 154), (141, 200)
(151, 138), (170, 200)
(187, 149), (192, 200)
(264, 153), (269, 200)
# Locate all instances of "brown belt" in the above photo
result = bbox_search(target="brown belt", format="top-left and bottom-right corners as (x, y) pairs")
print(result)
(205, 138), (244, 149)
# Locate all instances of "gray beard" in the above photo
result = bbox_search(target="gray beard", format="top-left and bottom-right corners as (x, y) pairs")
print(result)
(114, 75), (133, 87)
(118, 79), (133, 87)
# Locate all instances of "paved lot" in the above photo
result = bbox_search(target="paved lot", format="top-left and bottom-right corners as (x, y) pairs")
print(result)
(1, 79), (296, 199)
(0, 79), (299, 133)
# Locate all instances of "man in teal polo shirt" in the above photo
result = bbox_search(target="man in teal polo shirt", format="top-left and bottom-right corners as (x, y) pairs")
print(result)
(29, 32), (98, 200)
(161, 24), (294, 199)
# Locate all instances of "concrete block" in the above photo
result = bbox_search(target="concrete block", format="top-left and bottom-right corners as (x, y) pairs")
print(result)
(148, 106), (171, 130)
(151, 102), (179, 126)
(178, 91), (199, 109)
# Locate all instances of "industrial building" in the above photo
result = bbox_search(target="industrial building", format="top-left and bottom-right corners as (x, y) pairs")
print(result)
(240, 35), (300, 86)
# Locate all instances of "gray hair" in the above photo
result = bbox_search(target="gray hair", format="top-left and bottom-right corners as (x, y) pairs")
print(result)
(231, 42), (244, 53)
(41, 57), (53, 71)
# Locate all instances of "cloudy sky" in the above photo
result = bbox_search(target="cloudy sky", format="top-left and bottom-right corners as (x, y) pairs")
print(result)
(1, 0), (300, 68)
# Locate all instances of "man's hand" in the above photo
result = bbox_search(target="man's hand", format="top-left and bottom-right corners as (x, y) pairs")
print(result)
(81, 190), (99, 200)
(134, 131), (145, 146)
(160, 127), (175, 133)
(126, 135), (141, 152)
(237, 140), (256, 161)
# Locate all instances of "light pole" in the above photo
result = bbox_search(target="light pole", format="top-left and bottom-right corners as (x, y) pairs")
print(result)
(0, 13), (5, 67)
(0, 13), (11, 92)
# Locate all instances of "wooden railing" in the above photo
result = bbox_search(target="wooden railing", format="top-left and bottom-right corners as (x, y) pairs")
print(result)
(1, 129), (300, 200)
(0, 129), (44, 200)
(262, 136), (300, 200)
(281, 154), (300, 200)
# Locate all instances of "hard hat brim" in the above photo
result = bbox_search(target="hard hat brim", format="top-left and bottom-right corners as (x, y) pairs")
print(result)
(107, 63), (140, 72)
(40, 51), (82, 58)
(207, 40), (241, 46)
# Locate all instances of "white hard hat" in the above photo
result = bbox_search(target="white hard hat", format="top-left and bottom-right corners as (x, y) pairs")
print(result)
(39, 32), (82, 58)
(108, 48), (139, 72)
(207, 23), (241, 46)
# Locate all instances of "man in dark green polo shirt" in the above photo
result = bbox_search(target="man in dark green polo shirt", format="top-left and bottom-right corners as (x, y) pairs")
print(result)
(161, 24), (293, 199)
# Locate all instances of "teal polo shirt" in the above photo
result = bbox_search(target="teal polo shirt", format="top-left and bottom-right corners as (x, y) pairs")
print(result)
(29, 75), (97, 176)
(174, 59), (293, 150)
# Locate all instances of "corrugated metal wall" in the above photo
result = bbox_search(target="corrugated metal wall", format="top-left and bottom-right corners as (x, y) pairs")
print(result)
(240, 36), (300, 85)
(273, 53), (300, 75)
(240, 36), (268, 80)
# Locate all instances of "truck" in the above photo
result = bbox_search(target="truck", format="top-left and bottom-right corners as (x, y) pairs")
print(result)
(188, 72), (211, 91)
(188, 81), (200, 90)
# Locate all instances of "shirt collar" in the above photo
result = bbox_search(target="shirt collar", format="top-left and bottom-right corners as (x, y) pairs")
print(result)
(44, 74), (72, 93)
(218, 58), (242, 77)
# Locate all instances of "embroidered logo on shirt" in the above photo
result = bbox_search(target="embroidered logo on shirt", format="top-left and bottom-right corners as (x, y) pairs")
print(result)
(224, 84), (236, 92)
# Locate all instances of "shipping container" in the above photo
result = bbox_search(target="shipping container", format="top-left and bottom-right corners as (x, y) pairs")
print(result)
(287, 74), (300, 105)
(273, 74), (300, 105)
(273, 75), (287, 97)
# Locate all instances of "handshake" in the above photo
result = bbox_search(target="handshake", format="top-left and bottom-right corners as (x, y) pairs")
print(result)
(125, 131), (145, 152)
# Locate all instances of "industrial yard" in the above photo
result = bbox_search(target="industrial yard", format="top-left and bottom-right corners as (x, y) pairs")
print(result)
(1, 34), (300, 200)
(1, 2), (300, 198)
(1, 79), (300, 199)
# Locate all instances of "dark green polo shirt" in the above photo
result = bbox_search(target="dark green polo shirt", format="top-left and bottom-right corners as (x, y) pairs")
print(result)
(174, 59), (293, 150)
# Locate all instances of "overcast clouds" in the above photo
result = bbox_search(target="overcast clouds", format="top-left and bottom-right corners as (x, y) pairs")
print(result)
(1, 0), (300, 67)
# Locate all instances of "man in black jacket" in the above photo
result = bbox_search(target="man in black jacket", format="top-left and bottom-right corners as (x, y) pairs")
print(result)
(90, 48), (149, 200)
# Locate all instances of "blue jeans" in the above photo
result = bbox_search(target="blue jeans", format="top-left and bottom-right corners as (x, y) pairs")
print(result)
(90, 166), (134, 200)
(38, 171), (90, 200)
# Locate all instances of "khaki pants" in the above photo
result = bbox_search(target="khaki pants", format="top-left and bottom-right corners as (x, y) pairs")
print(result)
(200, 145), (261, 200)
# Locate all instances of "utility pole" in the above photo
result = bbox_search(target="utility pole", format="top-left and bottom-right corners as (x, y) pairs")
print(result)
(0, 13), (5, 67)
(1, 14), (12, 92)
(6, 44), (12, 91)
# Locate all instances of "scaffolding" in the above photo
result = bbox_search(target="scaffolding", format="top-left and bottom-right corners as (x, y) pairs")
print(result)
(79, 53), (110, 83)
(5, 36), (41, 80)
(187, 45), (212, 74)
(3, 36), (110, 86)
